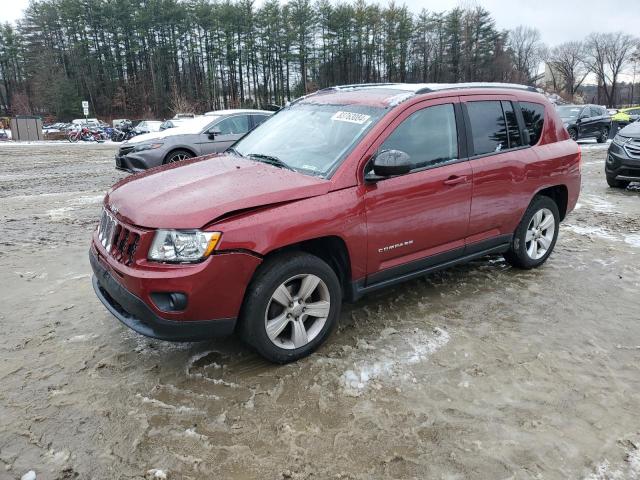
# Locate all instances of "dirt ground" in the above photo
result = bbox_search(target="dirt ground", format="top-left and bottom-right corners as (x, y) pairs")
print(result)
(1, 141), (639, 480)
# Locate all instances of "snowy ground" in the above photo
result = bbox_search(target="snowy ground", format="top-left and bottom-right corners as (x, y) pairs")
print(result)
(1, 142), (640, 479)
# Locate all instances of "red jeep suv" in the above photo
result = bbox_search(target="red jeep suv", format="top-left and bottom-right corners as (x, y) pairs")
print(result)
(90, 83), (581, 363)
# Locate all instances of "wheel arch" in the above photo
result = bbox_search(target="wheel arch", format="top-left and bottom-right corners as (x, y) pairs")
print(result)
(163, 147), (197, 163)
(259, 236), (353, 300)
(534, 184), (569, 221)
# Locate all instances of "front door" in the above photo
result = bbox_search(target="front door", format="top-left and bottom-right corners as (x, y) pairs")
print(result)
(199, 114), (251, 155)
(363, 99), (472, 284)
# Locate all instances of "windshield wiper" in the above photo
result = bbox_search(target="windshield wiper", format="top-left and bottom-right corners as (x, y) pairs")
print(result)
(247, 153), (295, 171)
(225, 146), (241, 156)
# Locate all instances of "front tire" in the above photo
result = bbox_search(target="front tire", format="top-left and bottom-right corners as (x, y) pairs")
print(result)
(163, 149), (193, 164)
(606, 175), (630, 189)
(568, 128), (578, 141)
(239, 252), (342, 363)
(504, 196), (560, 269)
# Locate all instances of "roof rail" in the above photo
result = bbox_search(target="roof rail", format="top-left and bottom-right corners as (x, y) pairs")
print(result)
(317, 83), (400, 93)
(415, 82), (539, 94)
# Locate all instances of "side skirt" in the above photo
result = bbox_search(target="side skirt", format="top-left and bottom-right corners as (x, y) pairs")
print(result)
(347, 235), (512, 302)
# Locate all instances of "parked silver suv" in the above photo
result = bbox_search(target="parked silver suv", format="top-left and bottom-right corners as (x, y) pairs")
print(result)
(115, 109), (272, 172)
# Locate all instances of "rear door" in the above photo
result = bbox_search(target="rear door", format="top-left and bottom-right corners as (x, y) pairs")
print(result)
(363, 97), (473, 284)
(463, 96), (537, 248)
(199, 114), (251, 155)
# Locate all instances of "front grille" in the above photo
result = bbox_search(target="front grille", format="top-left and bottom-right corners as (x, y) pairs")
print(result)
(624, 139), (640, 159)
(118, 146), (135, 156)
(97, 209), (140, 266)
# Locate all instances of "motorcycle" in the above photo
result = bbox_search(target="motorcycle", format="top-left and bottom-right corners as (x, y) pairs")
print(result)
(110, 120), (137, 142)
(67, 126), (107, 143)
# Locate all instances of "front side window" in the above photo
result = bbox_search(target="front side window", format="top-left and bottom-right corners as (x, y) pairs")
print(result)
(380, 103), (458, 170)
(520, 102), (545, 146)
(216, 115), (250, 135)
(252, 114), (270, 127)
(234, 103), (385, 177)
(590, 107), (602, 117)
(467, 101), (509, 155)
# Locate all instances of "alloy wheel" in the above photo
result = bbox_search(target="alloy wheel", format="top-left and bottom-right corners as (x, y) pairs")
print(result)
(525, 208), (555, 260)
(264, 274), (331, 350)
(168, 153), (190, 163)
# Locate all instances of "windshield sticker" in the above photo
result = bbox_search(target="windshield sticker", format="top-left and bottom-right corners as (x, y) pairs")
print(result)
(331, 111), (371, 124)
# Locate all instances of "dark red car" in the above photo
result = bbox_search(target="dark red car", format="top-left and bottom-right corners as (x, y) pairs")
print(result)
(90, 83), (581, 363)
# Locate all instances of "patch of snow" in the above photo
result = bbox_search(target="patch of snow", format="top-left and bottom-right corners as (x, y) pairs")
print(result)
(136, 394), (195, 413)
(624, 234), (640, 248)
(67, 334), (98, 342)
(0, 140), (116, 147)
(21, 471), (36, 480)
(583, 441), (640, 480)
(341, 327), (450, 395)
(564, 225), (618, 241)
(582, 195), (616, 213)
(146, 469), (167, 479)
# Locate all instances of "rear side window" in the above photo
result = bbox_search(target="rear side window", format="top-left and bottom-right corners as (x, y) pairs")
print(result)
(381, 103), (458, 170)
(466, 101), (508, 155)
(520, 102), (545, 146)
(502, 101), (522, 148)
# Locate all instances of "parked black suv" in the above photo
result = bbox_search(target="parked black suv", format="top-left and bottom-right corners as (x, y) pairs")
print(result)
(606, 121), (640, 188)
(557, 104), (612, 143)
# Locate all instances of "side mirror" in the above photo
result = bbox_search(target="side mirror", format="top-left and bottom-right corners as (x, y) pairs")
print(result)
(208, 128), (221, 139)
(367, 150), (412, 180)
(522, 128), (531, 145)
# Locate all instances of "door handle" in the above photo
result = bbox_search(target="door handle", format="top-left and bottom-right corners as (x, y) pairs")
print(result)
(443, 175), (467, 186)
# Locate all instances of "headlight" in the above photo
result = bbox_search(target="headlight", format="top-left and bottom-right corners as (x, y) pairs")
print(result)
(613, 134), (629, 147)
(133, 142), (164, 152)
(148, 230), (222, 263)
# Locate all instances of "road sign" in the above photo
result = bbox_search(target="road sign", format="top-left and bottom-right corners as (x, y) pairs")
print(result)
(82, 101), (89, 109)
(83, 107), (89, 116)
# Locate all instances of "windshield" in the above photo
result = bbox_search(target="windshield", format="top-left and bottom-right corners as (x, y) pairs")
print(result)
(556, 106), (582, 119)
(233, 103), (385, 177)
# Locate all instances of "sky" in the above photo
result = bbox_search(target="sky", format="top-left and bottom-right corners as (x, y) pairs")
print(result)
(0, 0), (638, 47)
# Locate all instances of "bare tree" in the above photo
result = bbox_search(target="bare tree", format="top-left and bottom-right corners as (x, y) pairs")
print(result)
(546, 41), (590, 100)
(508, 26), (545, 84)
(585, 32), (639, 107)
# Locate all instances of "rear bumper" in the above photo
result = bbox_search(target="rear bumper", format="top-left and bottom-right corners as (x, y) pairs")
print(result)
(91, 248), (237, 341)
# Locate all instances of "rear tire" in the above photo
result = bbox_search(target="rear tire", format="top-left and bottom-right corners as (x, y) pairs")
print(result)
(606, 175), (630, 189)
(163, 149), (193, 164)
(239, 252), (342, 363)
(596, 127), (609, 143)
(504, 196), (560, 269)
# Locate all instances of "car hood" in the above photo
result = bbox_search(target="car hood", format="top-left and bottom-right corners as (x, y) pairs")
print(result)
(105, 154), (330, 229)
(619, 121), (640, 138)
(125, 128), (194, 144)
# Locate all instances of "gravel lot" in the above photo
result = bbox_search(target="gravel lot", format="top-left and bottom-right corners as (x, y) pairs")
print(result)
(1, 141), (639, 480)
